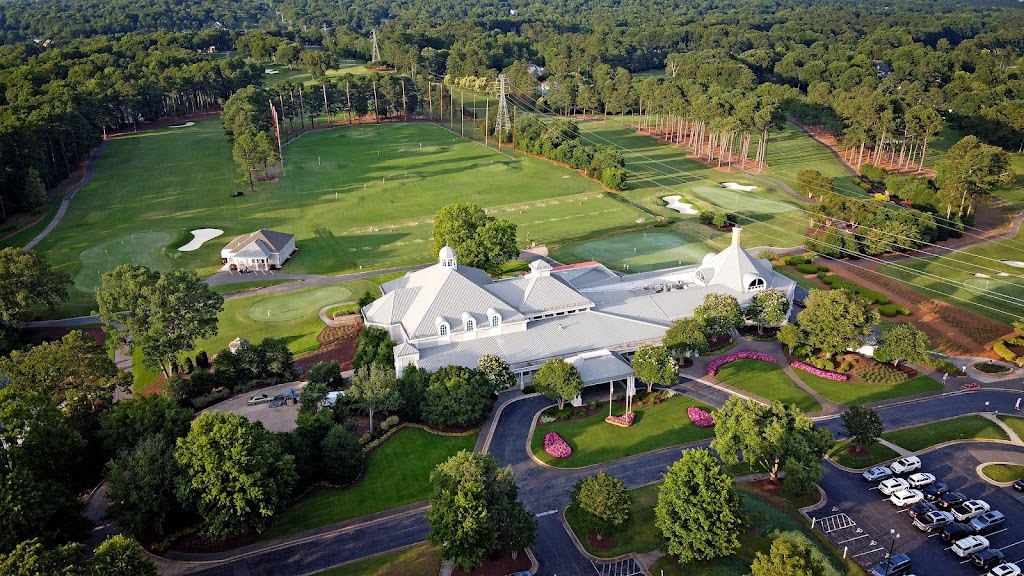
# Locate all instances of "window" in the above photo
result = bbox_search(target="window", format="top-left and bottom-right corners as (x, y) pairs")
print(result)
(466, 319), (475, 332)
(439, 324), (448, 336)
(491, 315), (500, 327)
(695, 271), (706, 284)
(748, 278), (766, 290)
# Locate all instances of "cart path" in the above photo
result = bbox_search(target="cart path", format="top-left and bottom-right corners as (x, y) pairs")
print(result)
(23, 142), (107, 251)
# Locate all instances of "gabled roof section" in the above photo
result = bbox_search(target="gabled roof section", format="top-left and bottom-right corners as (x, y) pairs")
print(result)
(235, 239), (271, 259)
(224, 229), (294, 254)
(698, 227), (773, 292)
(484, 275), (593, 316)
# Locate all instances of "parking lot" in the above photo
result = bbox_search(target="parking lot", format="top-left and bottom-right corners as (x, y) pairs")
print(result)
(202, 381), (305, 432)
(815, 443), (1024, 575)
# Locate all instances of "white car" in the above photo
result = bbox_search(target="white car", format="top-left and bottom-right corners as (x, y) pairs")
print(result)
(891, 456), (922, 474)
(891, 489), (925, 507)
(320, 390), (346, 407)
(907, 472), (936, 488)
(879, 477), (911, 495)
(952, 500), (991, 522)
(952, 535), (990, 558)
(913, 510), (954, 532)
(986, 564), (1022, 576)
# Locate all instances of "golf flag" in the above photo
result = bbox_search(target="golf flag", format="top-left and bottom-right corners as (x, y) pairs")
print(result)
(269, 99), (284, 168)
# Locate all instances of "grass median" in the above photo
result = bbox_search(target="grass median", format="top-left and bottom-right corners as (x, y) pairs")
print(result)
(792, 371), (942, 406)
(881, 415), (1010, 453)
(981, 463), (1024, 483)
(530, 394), (716, 468)
(312, 544), (440, 576)
(264, 426), (477, 539)
(714, 359), (821, 413)
(827, 439), (900, 469)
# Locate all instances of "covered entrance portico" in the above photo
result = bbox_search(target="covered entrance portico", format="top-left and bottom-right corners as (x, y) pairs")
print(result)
(565, 350), (636, 412)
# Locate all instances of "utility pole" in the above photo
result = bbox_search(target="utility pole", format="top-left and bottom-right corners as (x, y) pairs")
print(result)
(883, 529), (900, 576)
(346, 81), (352, 124)
(461, 90), (465, 137)
(494, 74), (512, 151)
(371, 29), (381, 63)
(322, 83), (330, 126)
(372, 80), (380, 124)
(401, 80), (407, 120)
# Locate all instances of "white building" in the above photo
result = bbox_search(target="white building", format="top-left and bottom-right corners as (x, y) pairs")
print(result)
(361, 227), (795, 405)
(221, 229), (296, 270)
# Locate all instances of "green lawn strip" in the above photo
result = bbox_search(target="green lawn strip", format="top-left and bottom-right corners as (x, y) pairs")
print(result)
(565, 484), (662, 557)
(762, 122), (863, 199)
(131, 347), (163, 395)
(311, 543), (440, 576)
(792, 371), (943, 406)
(264, 427), (477, 539)
(997, 415), (1024, 439)
(713, 359), (821, 413)
(210, 279), (299, 294)
(0, 197), (61, 250)
(828, 439), (900, 469)
(529, 395), (716, 468)
(882, 415), (1010, 453)
(193, 280), (378, 358)
(773, 265), (822, 292)
(981, 463), (1024, 483)
(550, 229), (712, 273)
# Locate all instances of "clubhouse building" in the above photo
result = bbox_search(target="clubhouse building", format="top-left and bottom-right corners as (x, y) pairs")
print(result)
(221, 229), (296, 270)
(361, 227), (795, 404)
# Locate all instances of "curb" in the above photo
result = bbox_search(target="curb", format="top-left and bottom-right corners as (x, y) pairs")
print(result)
(558, 505), (648, 570)
(481, 392), (540, 454)
(974, 461), (1022, 488)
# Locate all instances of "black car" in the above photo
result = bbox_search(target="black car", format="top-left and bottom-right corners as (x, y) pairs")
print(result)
(972, 548), (1006, 569)
(908, 501), (937, 519)
(870, 553), (911, 576)
(1013, 479), (1024, 492)
(922, 482), (951, 501)
(941, 522), (973, 543)
(937, 491), (968, 510)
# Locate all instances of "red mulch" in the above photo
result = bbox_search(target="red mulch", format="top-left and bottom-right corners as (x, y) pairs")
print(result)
(19, 326), (106, 347)
(587, 533), (617, 551)
(294, 318), (362, 374)
(706, 334), (733, 350)
(164, 529), (260, 554)
(452, 548), (531, 576)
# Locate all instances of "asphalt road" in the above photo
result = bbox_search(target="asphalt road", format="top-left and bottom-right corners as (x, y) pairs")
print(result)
(817, 443), (1024, 576)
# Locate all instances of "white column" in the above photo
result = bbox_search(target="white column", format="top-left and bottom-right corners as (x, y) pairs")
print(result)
(571, 394), (583, 407)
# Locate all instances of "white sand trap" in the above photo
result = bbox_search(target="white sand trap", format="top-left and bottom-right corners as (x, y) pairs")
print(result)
(265, 69), (279, 74)
(998, 272), (1011, 277)
(975, 273), (991, 278)
(169, 121), (195, 128)
(178, 228), (223, 251)
(662, 196), (699, 215)
(722, 182), (757, 192)
(1003, 260), (1024, 268)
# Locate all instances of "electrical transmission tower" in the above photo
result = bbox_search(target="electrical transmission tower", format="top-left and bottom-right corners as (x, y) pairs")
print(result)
(494, 74), (511, 136)
(371, 29), (381, 63)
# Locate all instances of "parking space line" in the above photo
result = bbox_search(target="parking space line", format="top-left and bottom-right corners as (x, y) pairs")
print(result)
(986, 528), (1009, 539)
(998, 538), (1024, 551)
(852, 548), (885, 558)
(838, 534), (869, 544)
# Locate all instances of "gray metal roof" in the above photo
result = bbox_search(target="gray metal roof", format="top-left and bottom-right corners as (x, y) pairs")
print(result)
(483, 275), (594, 315)
(568, 351), (635, 385)
(234, 240), (271, 259)
(223, 229), (294, 254)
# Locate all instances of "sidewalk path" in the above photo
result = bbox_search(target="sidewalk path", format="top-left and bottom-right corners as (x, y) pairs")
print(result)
(23, 142), (107, 251)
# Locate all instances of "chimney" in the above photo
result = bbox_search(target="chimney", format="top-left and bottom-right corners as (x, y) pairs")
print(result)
(731, 226), (743, 248)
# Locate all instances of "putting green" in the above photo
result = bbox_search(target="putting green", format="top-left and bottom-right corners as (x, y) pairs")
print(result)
(245, 285), (354, 322)
(680, 183), (797, 214)
(558, 230), (711, 272)
(75, 232), (172, 292)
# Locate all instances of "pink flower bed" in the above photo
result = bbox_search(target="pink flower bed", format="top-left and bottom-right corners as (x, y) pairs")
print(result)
(706, 351), (778, 377)
(605, 411), (636, 428)
(687, 406), (714, 428)
(543, 432), (572, 458)
(790, 360), (850, 381)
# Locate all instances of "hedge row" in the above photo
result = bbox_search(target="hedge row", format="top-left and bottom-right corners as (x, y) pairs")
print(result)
(819, 274), (890, 305)
(878, 304), (911, 317)
(993, 337), (1024, 365)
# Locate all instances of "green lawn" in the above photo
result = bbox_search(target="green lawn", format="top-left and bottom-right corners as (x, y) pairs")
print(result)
(264, 427), (477, 539)
(264, 60), (378, 86)
(882, 415), (1010, 452)
(194, 280), (378, 358)
(565, 483), (662, 557)
(763, 122), (863, 199)
(874, 228), (1024, 324)
(828, 439), (900, 469)
(981, 463), (1024, 483)
(792, 371), (943, 406)
(312, 544), (440, 576)
(210, 279), (298, 294)
(550, 229), (712, 273)
(713, 359), (821, 413)
(27, 118), (642, 315)
(774, 265), (823, 292)
(529, 395), (716, 468)
(997, 414), (1024, 438)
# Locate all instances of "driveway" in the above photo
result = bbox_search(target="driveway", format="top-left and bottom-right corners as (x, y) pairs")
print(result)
(203, 382), (305, 433)
(815, 442), (1024, 576)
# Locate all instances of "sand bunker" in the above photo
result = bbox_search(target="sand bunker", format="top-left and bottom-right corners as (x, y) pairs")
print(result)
(265, 69), (279, 74)
(169, 121), (195, 128)
(1003, 260), (1024, 268)
(722, 182), (757, 192)
(662, 196), (699, 215)
(998, 273), (1011, 277)
(975, 273), (991, 278)
(178, 228), (223, 251)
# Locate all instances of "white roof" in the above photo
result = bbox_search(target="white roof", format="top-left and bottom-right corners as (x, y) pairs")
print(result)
(483, 275), (594, 316)
(234, 239), (271, 259)
(697, 227), (774, 291)
(567, 350), (635, 385)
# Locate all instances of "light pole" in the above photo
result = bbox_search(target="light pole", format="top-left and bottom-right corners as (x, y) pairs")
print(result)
(884, 528), (900, 576)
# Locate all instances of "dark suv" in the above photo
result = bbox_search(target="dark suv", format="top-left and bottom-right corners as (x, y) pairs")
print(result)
(937, 491), (968, 510)
(870, 553), (911, 576)
(923, 482), (951, 501)
(973, 549), (1006, 570)
(941, 522), (973, 543)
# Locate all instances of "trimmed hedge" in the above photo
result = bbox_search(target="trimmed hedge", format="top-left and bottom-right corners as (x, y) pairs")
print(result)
(820, 274), (890, 305)
(878, 304), (911, 317)
(993, 337), (1024, 365)
(780, 254), (813, 266)
(795, 263), (820, 274)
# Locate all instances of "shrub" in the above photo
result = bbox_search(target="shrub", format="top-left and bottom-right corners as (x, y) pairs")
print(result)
(780, 254), (812, 266)
(190, 388), (230, 409)
(857, 361), (906, 385)
(602, 167), (627, 191)
(379, 415), (400, 430)
(195, 350), (210, 369)
(878, 304), (900, 317)
(993, 340), (1019, 363)
(795, 263), (819, 274)
(540, 415), (557, 424)
(706, 351), (777, 377)
(358, 433), (372, 445)
(791, 361), (849, 381)
(686, 406), (714, 428)
(757, 250), (778, 261)
(873, 193), (890, 202)
(544, 432), (572, 458)
(923, 356), (964, 376)
(973, 362), (1011, 374)
(816, 271), (828, 280)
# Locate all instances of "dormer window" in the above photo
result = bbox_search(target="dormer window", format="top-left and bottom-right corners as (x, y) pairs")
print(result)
(748, 278), (765, 291)
(695, 271), (706, 284)
(466, 319), (475, 332)
(435, 315), (450, 337)
(491, 315), (500, 327)
(439, 323), (448, 336)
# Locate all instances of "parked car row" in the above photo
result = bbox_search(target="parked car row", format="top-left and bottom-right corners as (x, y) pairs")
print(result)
(865, 457), (1019, 576)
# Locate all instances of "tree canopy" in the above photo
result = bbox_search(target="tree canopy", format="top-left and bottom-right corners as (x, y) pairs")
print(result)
(0, 249), (69, 353)
(631, 345), (677, 393)
(797, 289), (879, 355)
(533, 358), (583, 410)
(874, 323), (930, 366)
(430, 203), (518, 274)
(663, 317), (709, 357)
(841, 405), (884, 450)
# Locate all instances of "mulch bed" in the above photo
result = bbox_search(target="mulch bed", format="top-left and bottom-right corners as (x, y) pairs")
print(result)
(586, 533), (617, 552)
(452, 548), (531, 576)
(706, 334), (733, 351)
(19, 325), (106, 347)
(164, 529), (260, 554)
(740, 325), (779, 339)
(294, 320), (362, 374)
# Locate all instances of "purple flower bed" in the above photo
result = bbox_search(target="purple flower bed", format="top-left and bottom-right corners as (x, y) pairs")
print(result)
(687, 406), (714, 428)
(790, 360), (850, 381)
(706, 351), (778, 377)
(605, 411), (636, 427)
(543, 432), (572, 458)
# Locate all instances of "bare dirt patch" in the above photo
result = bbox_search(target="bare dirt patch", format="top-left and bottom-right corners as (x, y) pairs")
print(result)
(295, 318), (362, 373)
(20, 325), (106, 347)
(452, 548), (531, 576)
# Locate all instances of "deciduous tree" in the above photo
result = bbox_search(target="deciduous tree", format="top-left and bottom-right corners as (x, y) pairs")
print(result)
(0, 248), (68, 353)
(655, 449), (743, 563)
(573, 472), (631, 538)
(874, 323), (930, 366)
(693, 293), (743, 338)
(746, 289), (791, 333)
(533, 358), (583, 410)
(777, 323), (804, 354)
(663, 317), (709, 357)
(477, 354), (515, 394)
(106, 434), (181, 538)
(631, 345), (677, 392)
(751, 534), (832, 576)
(840, 406), (884, 451)
(422, 366), (493, 428)
(796, 289), (878, 355)
(349, 364), (401, 433)
(430, 203), (518, 274)
(90, 535), (158, 576)
(0, 329), (121, 404)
